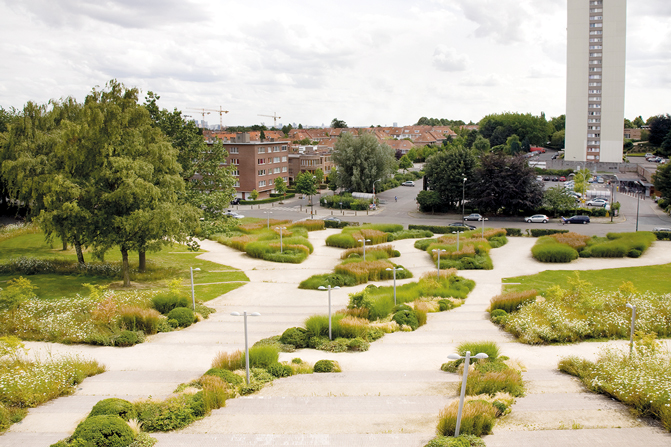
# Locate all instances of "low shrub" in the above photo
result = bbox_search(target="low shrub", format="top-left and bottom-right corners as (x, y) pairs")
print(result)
(340, 244), (398, 260)
(266, 362), (293, 378)
(117, 307), (161, 335)
(88, 398), (137, 421)
(530, 229), (569, 237)
(151, 292), (189, 314)
(531, 237), (579, 262)
(135, 394), (201, 431)
(425, 435), (486, 447)
(325, 233), (359, 249)
(114, 330), (139, 347)
(457, 341), (500, 360)
(409, 224), (478, 234)
(387, 229), (434, 241)
(204, 368), (244, 386)
(280, 327), (309, 348)
(504, 228), (523, 237)
(436, 400), (497, 437)
(313, 359), (341, 373)
(438, 299), (454, 311)
(655, 231), (671, 241)
(298, 273), (357, 289)
(490, 309), (508, 324)
(71, 415), (135, 447)
(464, 368), (524, 397)
(200, 375), (228, 413)
(489, 290), (538, 313)
(392, 309), (419, 330)
(166, 307), (195, 327)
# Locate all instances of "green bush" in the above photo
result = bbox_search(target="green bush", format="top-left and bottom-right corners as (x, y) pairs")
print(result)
(279, 327), (309, 348)
(298, 273), (357, 289)
(409, 225), (477, 234)
(504, 228), (523, 237)
(314, 359), (339, 373)
(490, 309), (508, 324)
(387, 229), (434, 241)
(531, 237), (579, 262)
(114, 331), (139, 347)
(71, 415), (135, 447)
(347, 337), (370, 352)
(654, 231), (671, 241)
(0, 403), (10, 433)
(438, 299), (454, 311)
(244, 345), (279, 368)
(88, 398), (137, 421)
(166, 307), (195, 327)
(323, 220), (355, 229)
(436, 400), (497, 437)
(530, 229), (569, 237)
(135, 394), (201, 431)
(425, 435), (486, 447)
(204, 368), (244, 386)
(266, 363), (293, 378)
(457, 341), (500, 360)
(151, 293), (189, 314)
(392, 309), (419, 330)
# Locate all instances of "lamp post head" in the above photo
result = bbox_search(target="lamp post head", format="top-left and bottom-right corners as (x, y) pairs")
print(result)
(463, 177), (467, 182)
(230, 312), (241, 316)
(626, 303), (635, 310)
(473, 353), (489, 360)
(447, 353), (461, 360)
(192, 267), (201, 272)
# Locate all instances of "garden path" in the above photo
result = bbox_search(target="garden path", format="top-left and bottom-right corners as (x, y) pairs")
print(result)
(3, 233), (671, 447)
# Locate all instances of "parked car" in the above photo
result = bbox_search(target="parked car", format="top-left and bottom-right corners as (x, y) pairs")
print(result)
(450, 222), (476, 230)
(543, 176), (550, 181)
(653, 227), (671, 232)
(586, 198), (608, 207)
(401, 181), (415, 186)
(230, 197), (241, 205)
(551, 176), (559, 182)
(536, 176), (543, 182)
(597, 176), (605, 183)
(323, 216), (341, 222)
(223, 210), (244, 218)
(563, 215), (590, 224)
(463, 213), (483, 221)
(525, 214), (549, 223)
(645, 153), (654, 158)
(559, 176), (566, 182)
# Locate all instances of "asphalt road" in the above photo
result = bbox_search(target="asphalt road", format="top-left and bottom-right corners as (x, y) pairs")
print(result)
(235, 180), (671, 237)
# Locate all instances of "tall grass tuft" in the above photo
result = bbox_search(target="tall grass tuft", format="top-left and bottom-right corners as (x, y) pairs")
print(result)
(244, 345), (279, 368)
(200, 375), (229, 412)
(436, 399), (498, 437)
(457, 341), (500, 360)
(340, 244), (397, 260)
(117, 306), (161, 334)
(489, 290), (538, 313)
(212, 350), (244, 371)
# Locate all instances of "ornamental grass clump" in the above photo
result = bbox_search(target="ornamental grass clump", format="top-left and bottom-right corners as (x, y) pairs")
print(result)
(340, 244), (398, 260)
(436, 399), (497, 437)
(531, 236), (579, 262)
(211, 350), (244, 371)
(558, 336), (671, 431)
(489, 289), (538, 313)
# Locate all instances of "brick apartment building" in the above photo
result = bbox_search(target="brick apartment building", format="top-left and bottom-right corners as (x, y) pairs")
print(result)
(287, 146), (334, 183)
(221, 133), (289, 200)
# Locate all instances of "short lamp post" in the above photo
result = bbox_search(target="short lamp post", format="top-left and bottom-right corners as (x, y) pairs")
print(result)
(339, 201), (343, 214)
(481, 217), (488, 238)
(432, 249), (446, 279)
(318, 285), (340, 340)
(230, 311), (261, 385)
(276, 226), (286, 253)
(452, 230), (464, 251)
(461, 177), (467, 222)
(385, 267), (404, 305)
(357, 238), (372, 261)
(447, 351), (489, 437)
(626, 303), (636, 356)
(264, 211), (272, 228)
(190, 267), (201, 311)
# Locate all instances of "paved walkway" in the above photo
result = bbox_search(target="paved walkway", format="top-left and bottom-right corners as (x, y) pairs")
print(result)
(3, 233), (671, 446)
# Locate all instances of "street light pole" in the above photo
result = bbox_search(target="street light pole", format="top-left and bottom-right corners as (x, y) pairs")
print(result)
(481, 217), (488, 238)
(636, 192), (640, 232)
(318, 285), (340, 340)
(190, 267), (201, 310)
(230, 311), (261, 385)
(264, 211), (272, 228)
(462, 177), (467, 223)
(432, 249), (446, 279)
(447, 351), (489, 437)
(452, 230), (464, 251)
(276, 226), (286, 253)
(357, 238), (372, 261)
(626, 303), (636, 357)
(385, 267), (404, 306)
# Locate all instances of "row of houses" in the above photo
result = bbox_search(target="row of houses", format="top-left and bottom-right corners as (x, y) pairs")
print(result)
(205, 125), (465, 200)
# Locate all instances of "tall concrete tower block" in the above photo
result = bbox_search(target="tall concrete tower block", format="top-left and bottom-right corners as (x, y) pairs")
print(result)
(565, 0), (627, 163)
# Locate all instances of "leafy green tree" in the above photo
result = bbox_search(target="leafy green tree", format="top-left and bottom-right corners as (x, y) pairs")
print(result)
(416, 190), (441, 214)
(479, 112), (551, 147)
(281, 124), (293, 136)
(331, 133), (396, 193)
(327, 168), (338, 194)
(84, 80), (200, 285)
(0, 276), (36, 311)
(648, 114), (671, 147)
(406, 148), (418, 162)
(463, 129), (478, 148)
(470, 153), (543, 214)
(506, 135), (522, 155)
(473, 135), (491, 152)
(550, 115), (565, 132)
(624, 118), (634, 129)
(573, 169), (591, 197)
(250, 189), (259, 201)
(314, 168), (324, 184)
(653, 162), (671, 199)
(632, 116), (645, 128)
(550, 129), (565, 149)
(543, 186), (577, 217)
(423, 147), (477, 208)
(660, 130), (671, 157)
(295, 171), (317, 197)
(331, 118), (347, 128)
(398, 154), (413, 172)
(274, 176), (287, 202)
(521, 137), (531, 153)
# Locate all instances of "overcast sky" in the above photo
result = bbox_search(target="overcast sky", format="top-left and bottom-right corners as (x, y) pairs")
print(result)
(1, 0), (669, 128)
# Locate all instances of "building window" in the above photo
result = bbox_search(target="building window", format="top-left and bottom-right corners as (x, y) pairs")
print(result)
(273, 146), (280, 152)
(274, 167), (281, 174)
(274, 157), (280, 163)
(258, 159), (265, 164)
(589, 104), (601, 108)
(231, 158), (239, 165)
(589, 68), (602, 72)
(258, 147), (266, 153)
(589, 75), (602, 79)
(282, 156), (287, 162)
(589, 90), (601, 94)
(589, 53), (602, 57)
(232, 169), (239, 176)
(283, 176), (288, 182)
(590, 23), (603, 28)
(282, 145), (287, 151)
(589, 46), (603, 50)
(589, 60), (602, 64)
(259, 180), (266, 187)
(590, 30), (603, 35)
(282, 166), (287, 172)
(258, 169), (266, 176)
(589, 38), (602, 42)
(590, 16), (603, 20)
(229, 147), (239, 154)
(234, 181), (240, 187)
(589, 97), (601, 101)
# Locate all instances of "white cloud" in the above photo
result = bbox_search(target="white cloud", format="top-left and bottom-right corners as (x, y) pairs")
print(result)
(460, 74), (501, 87)
(432, 45), (469, 71)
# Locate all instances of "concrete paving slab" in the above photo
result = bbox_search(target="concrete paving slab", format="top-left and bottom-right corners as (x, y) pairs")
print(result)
(485, 427), (671, 447)
(152, 433), (433, 447)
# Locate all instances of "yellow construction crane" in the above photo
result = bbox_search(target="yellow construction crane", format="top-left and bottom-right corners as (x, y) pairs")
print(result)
(258, 112), (281, 127)
(187, 107), (229, 129)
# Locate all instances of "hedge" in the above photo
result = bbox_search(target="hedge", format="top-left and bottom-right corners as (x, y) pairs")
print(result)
(240, 193), (296, 205)
(530, 229), (569, 237)
(270, 192), (297, 199)
(531, 237), (579, 262)
(324, 220), (358, 229)
(504, 228), (523, 237)
(654, 231), (671, 241)
(409, 224), (478, 234)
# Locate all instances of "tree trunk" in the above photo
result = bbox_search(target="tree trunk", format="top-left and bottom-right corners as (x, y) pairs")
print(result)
(74, 238), (85, 265)
(62, 239), (68, 251)
(139, 249), (146, 273)
(121, 247), (131, 287)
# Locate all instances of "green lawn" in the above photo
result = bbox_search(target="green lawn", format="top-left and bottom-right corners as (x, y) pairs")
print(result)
(503, 263), (671, 295)
(0, 232), (249, 301)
